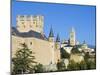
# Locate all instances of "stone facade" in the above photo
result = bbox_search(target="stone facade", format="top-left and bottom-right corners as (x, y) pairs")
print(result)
(12, 15), (61, 66)
(17, 15), (44, 33)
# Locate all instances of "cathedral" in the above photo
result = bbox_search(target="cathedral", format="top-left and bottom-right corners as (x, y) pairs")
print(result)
(12, 15), (61, 65)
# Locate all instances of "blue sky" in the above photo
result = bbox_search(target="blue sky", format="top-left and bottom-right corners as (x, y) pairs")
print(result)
(11, 0), (96, 45)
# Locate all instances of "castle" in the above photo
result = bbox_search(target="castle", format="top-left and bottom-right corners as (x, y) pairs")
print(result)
(12, 15), (61, 65)
(12, 15), (95, 70)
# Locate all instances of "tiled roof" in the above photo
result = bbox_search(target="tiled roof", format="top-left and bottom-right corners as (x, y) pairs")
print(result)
(12, 27), (47, 40)
(49, 26), (54, 37)
(56, 34), (60, 42)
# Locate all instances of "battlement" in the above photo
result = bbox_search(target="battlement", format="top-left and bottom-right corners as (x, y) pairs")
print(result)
(16, 15), (44, 33)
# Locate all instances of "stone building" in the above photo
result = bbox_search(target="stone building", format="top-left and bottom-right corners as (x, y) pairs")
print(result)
(70, 27), (76, 46)
(12, 15), (61, 66)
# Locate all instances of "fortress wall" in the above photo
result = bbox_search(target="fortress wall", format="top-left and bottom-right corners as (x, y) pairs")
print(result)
(12, 35), (55, 65)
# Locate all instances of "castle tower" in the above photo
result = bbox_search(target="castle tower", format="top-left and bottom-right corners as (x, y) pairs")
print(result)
(48, 26), (54, 42)
(32, 15), (44, 33)
(55, 34), (61, 63)
(16, 15), (44, 33)
(16, 15), (27, 32)
(70, 27), (76, 46)
(48, 27), (55, 64)
(55, 34), (60, 49)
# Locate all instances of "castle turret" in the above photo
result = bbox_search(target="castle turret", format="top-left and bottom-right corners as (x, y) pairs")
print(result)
(48, 26), (55, 64)
(48, 26), (54, 42)
(70, 27), (76, 46)
(55, 33), (61, 63)
(55, 33), (60, 49)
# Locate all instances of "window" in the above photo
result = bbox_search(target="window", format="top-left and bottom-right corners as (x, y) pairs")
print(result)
(22, 22), (24, 24)
(30, 42), (32, 45)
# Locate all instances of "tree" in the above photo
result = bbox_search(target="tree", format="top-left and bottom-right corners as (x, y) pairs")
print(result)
(60, 48), (70, 59)
(86, 60), (96, 69)
(71, 46), (81, 54)
(34, 63), (44, 73)
(67, 60), (80, 70)
(79, 61), (87, 70)
(12, 43), (36, 74)
(67, 60), (87, 70)
(57, 60), (66, 71)
(84, 52), (90, 62)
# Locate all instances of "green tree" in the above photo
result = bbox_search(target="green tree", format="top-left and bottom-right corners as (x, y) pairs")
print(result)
(60, 48), (70, 59)
(71, 46), (81, 54)
(84, 52), (90, 62)
(84, 52), (96, 69)
(67, 60), (80, 70)
(67, 60), (87, 70)
(79, 61), (87, 70)
(86, 60), (96, 69)
(57, 60), (66, 71)
(34, 63), (44, 73)
(12, 43), (36, 74)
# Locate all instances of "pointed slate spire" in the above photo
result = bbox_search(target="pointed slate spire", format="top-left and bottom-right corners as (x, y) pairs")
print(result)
(56, 33), (60, 42)
(49, 26), (54, 37)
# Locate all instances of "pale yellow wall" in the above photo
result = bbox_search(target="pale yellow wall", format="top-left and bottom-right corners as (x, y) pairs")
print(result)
(70, 54), (84, 63)
(16, 15), (44, 33)
(13, 15), (61, 66)
(32, 15), (44, 33)
(12, 36), (25, 57)
(48, 37), (54, 42)
(54, 49), (61, 63)
(54, 43), (61, 63)
(12, 35), (60, 65)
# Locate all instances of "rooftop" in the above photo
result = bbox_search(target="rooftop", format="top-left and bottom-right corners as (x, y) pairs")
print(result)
(12, 27), (47, 40)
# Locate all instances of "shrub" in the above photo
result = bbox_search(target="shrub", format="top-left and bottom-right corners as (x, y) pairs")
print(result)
(34, 63), (44, 73)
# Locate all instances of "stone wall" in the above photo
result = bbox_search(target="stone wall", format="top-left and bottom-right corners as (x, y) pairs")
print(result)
(12, 35), (56, 65)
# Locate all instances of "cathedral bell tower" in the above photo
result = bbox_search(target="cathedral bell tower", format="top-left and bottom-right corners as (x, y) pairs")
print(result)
(70, 27), (76, 46)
